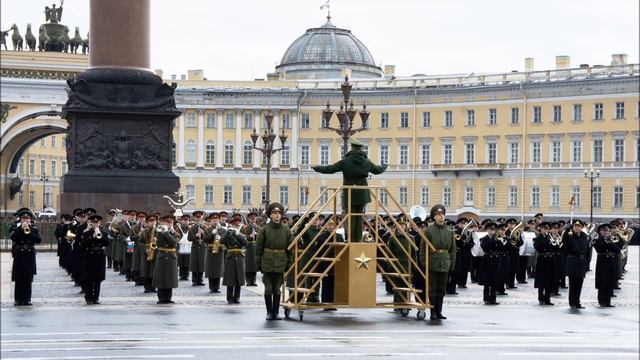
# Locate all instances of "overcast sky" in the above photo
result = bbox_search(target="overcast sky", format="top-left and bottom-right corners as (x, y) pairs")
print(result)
(2, 0), (638, 80)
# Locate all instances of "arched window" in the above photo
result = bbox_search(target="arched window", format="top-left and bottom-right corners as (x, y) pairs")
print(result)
(186, 139), (196, 163)
(224, 141), (234, 165)
(205, 140), (215, 164)
(243, 141), (253, 165)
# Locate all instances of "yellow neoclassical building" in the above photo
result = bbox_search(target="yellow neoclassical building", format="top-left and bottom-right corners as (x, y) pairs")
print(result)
(1, 18), (638, 221)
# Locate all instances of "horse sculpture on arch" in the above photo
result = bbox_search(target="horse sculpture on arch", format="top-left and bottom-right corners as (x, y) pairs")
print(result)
(10, 24), (23, 51)
(25, 23), (37, 51)
(38, 25), (49, 51)
(81, 32), (89, 55)
(68, 26), (83, 54)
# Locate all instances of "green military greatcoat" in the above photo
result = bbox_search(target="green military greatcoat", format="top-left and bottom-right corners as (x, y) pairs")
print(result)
(152, 230), (178, 289)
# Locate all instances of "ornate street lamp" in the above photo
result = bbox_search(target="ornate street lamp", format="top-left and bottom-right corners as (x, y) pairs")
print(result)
(322, 75), (369, 156)
(251, 109), (288, 208)
(584, 168), (600, 224)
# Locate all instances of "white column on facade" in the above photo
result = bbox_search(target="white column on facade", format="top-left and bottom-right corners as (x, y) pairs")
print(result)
(272, 109), (280, 170)
(291, 111), (299, 169)
(253, 110), (261, 169)
(196, 109), (205, 169)
(235, 109), (243, 169)
(177, 114), (186, 168)
(216, 109), (224, 169)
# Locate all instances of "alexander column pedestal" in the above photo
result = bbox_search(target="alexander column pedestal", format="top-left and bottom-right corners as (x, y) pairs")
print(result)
(60, 0), (180, 214)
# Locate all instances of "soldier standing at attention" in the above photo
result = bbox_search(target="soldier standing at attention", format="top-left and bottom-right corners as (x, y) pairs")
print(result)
(592, 223), (620, 307)
(563, 219), (590, 309)
(176, 214), (191, 281)
(420, 205), (456, 320)
(312, 138), (387, 243)
(10, 210), (42, 306)
(81, 215), (108, 305)
(242, 211), (261, 286)
(479, 222), (502, 305)
(188, 211), (207, 286)
(221, 215), (248, 304)
(153, 215), (179, 304)
(533, 222), (556, 305)
(204, 213), (226, 293)
(256, 203), (294, 320)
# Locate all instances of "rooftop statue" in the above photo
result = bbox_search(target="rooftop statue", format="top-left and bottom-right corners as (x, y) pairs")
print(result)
(44, 1), (64, 24)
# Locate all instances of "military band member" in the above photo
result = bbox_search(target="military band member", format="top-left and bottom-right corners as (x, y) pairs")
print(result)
(104, 209), (116, 269)
(479, 222), (502, 305)
(219, 211), (229, 227)
(420, 205), (456, 320)
(221, 215), (248, 304)
(10, 210), (42, 306)
(204, 213), (225, 293)
(257, 202), (294, 320)
(175, 214), (191, 281)
(447, 218), (468, 294)
(140, 215), (159, 293)
(496, 223), (511, 296)
(516, 219), (537, 284)
(188, 210), (207, 286)
(549, 222), (564, 296)
(504, 218), (522, 289)
(242, 211), (261, 286)
(533, 222), (556, 305)
(121, 210), (136, 281)
(300, 212), (321, 303)
(153, 215), (179, 304)
(389, 217), (412, 305)
(563, 219), (590, 309)
(56, 214), (73, 274)
(72, 210), (89, 292)
(131, 212), (146, 286)
(593, 223), (620, 307)
(81, 215), (108, 304)
(111, 210), (125, 273)
(315, 217), (344, 309)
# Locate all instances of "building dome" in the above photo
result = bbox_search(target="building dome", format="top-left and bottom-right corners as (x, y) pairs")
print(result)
(275, 17), (383, 80)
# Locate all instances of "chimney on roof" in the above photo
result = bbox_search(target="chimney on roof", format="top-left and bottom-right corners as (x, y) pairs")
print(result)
(384, 65), (395, 77)
(611, 54), (628, 66)
(525, 58), (534, 72)
(187, 70), (204, 81)
(555, 55), (571, 70)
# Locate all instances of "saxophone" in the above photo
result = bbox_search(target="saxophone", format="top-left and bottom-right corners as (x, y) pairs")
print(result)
(146, 226), (158, 262)
(212, 225), (221, 254)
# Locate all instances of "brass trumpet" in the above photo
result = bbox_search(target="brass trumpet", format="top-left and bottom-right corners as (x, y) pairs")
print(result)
(65, 229), (76, 241)
(22, 222), (31, 234)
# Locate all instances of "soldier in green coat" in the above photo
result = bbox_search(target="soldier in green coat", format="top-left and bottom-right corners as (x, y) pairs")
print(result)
(188, 211), (207, 286)
(312, 138), (387, 243)
(204, 213), (225, 293)
(389, 217), (412, 305)
(256, 202), (294, 320)
(420, 204), (456, 320)
(221, 215), (248, 304)
(153, 215), (179, 304)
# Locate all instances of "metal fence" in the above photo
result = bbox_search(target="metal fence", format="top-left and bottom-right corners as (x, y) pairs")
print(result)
(0, 221), (59, 252)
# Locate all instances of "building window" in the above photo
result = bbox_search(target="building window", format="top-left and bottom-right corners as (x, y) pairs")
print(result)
(553, 105), (562, 123)
(29, 191), (35, 208)
(509, 142), (519, 163)
(509, 186), (518, 206)
(421, 144), (431, 165)
(443, 144), (453, 165)
(593, 139), (603, 163)
(465, 186), (474, 203)
(29, 159), (35, 176)
(571, 186), (581, 207)
(301, 113), (310, 129)
(300, 145), (310, 165)
(487, 143), (497, 164)
(510, 107), (519, 125)
(613, 186), (623, 208)
(550, 186), (560, 207)
(614, 139), (625, 162)
(320, 145), (330, 165)
(531, 186), (540, 207)
(466, 110), (475, 126)
(362, 145), (369, 158)
(571, 140), (582, 163)
(300, 186), (309, 206)
(281, 113), (290, 129)
(400, 112), (409, 128)
(444, 111), (453, 127)
(18, 191), (24, 207)
(379, 189), (388, 206)
(261, 186), (266, 205)
(488, 108), (497, 125)
(320, 186), (328, 205)
(487, 186), (496, 207)
(243, 141), (253, 165)
(531, 141), (541, 164)
(44, 192), (52, 208)
(205, 141), (215, 164)
(63, 161), (68, 174)
(443, 187), (451, 206)
(280, 143), (290, 166)
(551, 141), (561, 163)
(40, 138), (45, 147)
(421, 187), (429, 206)
(40, 159), (46, 176)
(422, 112), (431, 128)
(18, 159), (24, 175)
(186, 112), (196, 128)
(243, 112), (253, 129)
(573, 104), (582, 121)
(464, 143), (475, 165)
(593, 186), (602, 208)
(242, 185), (251, 205)
(186, 185), (195, 200)
(380, 112), (389, 128)
(204, 185), (214, 204)
(186, 139), (196, 163)
(51, 160), (57, 177)
(594, 103), (604, 120)
(380, 145), (389, 165)
(533, 106), (542, 123)
(615, 102), (625, 119)
(223, 185), (233, 204)
(399, 144), (409, 165)
(51, 136), (56, 148)
(224, 141), (234, 165)
(399, 186), (408, 206)
(225, 113), (234, 128)
(206, 113), (216, 128)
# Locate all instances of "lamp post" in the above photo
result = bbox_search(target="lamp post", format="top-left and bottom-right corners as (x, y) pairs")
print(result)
(322, 75), (369, 156)
(40, 174), (49, 211)
(584, 168), (600, 224)
(251, 109), (288, 209)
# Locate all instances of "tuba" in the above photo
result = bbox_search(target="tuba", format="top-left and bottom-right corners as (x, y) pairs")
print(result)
(409, 205), (427, 222)
(511, 221), (524, 242)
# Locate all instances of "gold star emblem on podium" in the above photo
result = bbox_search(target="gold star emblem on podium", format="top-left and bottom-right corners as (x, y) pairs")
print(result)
(354, 252), (372, 270)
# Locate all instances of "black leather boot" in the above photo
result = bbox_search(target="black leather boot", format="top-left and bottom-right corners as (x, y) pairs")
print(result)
(264, 295), (274, 320)
(429, 296), (437, 320)
(272, 294), (283, 320)
(436, 295), (447, 319)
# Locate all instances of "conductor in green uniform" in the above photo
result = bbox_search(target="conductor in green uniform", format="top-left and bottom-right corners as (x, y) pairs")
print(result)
(312, 138), (387, 242)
